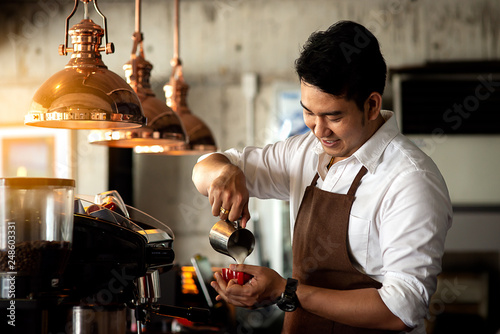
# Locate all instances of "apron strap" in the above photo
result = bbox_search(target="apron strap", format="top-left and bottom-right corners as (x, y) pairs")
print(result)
(311, 165), (368, 192)
(310, 173), (321, 186)
(347, 166), (368, 196)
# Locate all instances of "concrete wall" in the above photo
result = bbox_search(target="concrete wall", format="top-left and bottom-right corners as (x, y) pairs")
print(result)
(1, 0), (500, 267)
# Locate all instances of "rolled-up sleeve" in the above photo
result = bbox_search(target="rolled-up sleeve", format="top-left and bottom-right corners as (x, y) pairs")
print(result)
(377, 169), (452, 329)
(379, 272), (428, 329)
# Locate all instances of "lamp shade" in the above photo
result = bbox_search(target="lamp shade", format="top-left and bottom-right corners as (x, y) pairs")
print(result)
(88, 55), (186, 147)
(25, 18), (146, 130)
(133, 76), (216, 155)
(134, 112), (216, 155)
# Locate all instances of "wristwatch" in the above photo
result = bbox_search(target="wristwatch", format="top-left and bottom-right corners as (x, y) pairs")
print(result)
(276, 278), (300, 312)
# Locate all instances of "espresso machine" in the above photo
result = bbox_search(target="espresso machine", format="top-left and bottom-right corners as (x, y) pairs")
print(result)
(0, 178), (209, 333)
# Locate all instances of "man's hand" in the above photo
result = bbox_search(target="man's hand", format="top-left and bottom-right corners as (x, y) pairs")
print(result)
(211, 264), (286, 308)
(192, 153), (251, 227)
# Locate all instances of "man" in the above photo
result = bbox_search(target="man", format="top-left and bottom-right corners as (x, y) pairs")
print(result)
(192, 21), (452, 334)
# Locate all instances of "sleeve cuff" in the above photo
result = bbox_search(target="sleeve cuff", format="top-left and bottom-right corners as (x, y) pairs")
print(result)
(378, 272), (429, 329)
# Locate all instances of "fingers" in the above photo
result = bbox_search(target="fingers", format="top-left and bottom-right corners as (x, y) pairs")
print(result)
(238, 205), (251, 228)
(211, 272), (228, 301)
(229, 263), (257, 274)
(226, 198), (247, 223)
(213, 267), (282, 308)
(229, 264), (270, 279)
(211, 272), (251, 307)
(211, 196), (250, 224)
(226, 265), (286, 302)
(219, 206), (231, 221)
(209, 193), (222, 217)
(206, 166), (250, 223)
(211, 202), (234, 221)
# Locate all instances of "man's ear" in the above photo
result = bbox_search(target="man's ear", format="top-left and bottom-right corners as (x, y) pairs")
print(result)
(364, 92), (382, 120)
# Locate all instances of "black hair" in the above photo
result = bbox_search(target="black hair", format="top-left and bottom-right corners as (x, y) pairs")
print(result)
(295, 21), (387, 111)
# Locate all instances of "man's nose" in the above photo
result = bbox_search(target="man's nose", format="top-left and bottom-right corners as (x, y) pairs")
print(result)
(314, 117), (331, 138)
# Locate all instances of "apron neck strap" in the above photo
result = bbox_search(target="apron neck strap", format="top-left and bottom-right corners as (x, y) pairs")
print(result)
(310, 165), (368, 193)
(347, 166), (368, 196)
(311, 173), (321, 186)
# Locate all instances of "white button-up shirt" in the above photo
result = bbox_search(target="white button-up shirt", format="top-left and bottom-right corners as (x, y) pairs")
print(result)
(216, 111), (452, 332)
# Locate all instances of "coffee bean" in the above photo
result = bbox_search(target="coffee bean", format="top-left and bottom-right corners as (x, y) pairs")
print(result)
(0, 240), (70, 274)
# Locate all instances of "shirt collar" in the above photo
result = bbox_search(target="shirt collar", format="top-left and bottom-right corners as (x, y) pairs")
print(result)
(313, 110), (400, 174)
(353, 110), (399, 173)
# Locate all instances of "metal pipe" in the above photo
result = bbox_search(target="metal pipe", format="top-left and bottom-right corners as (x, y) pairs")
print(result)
(173, 0), (180, 64)
(135, 0), (141, 36)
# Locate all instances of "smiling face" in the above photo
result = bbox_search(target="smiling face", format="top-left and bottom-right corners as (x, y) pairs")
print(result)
(301, 81), (384, 163)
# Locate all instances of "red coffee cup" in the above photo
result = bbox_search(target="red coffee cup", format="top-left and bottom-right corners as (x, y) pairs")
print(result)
(221, 268), (252, 285)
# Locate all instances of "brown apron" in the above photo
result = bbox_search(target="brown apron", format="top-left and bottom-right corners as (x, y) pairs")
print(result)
(282, 166), (399, 334)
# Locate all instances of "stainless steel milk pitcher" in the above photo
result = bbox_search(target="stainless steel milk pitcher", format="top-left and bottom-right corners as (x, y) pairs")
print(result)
(208, 220), (255, 264)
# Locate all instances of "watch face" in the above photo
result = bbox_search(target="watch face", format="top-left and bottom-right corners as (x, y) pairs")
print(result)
(277, 294), (297, 312)
(282, 302), (297, 312)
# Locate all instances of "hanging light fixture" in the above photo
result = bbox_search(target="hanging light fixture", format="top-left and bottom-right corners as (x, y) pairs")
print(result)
(134, 0), (217, 155)
(88, 0), (186, 147)
(25, 0), (146, 129)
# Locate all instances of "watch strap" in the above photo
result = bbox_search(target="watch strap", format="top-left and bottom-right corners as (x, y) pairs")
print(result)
(277, 278), (299, 312)
(284, 278), (298, 294)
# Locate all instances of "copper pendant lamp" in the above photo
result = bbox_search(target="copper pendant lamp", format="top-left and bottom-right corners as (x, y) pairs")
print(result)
(134, 0), (217, 155)
(88, 0), (187, 147)
(25, 0), (146, 130)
